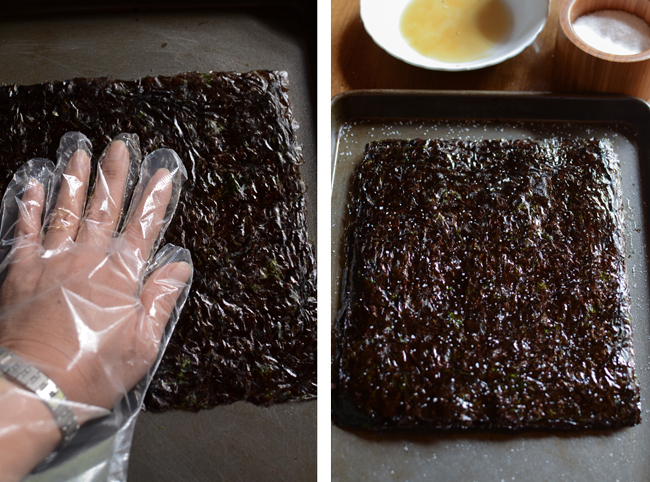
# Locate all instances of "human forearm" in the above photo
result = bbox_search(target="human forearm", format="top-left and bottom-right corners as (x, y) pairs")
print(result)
(0, 377), (61, 482)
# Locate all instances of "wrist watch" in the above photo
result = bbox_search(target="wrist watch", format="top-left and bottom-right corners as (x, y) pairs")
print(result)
(0, 346), (79, 447)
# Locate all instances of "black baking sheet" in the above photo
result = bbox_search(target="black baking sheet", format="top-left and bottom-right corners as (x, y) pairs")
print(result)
(0, 3), (316, 482)
(331, 91), (650, 482)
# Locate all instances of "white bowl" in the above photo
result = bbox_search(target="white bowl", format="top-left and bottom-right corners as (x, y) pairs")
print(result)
(360, 0), (550, 71)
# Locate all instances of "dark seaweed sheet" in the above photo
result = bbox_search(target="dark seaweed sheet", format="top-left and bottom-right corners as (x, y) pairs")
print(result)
(0, 71), (317, 410)
(333, 138), (640, 431)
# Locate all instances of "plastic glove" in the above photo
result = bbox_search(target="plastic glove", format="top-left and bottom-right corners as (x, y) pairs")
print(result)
(0, 132), (192, 479)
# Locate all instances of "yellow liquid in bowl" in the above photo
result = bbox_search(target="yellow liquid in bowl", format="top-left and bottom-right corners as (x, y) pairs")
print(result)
(400, 0), (514, 63)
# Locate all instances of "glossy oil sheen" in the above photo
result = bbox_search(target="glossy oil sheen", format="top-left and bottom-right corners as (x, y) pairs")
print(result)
(0, 72), (318, 412)
(400, 0), (514, 62)
(333, 138), (640, 431)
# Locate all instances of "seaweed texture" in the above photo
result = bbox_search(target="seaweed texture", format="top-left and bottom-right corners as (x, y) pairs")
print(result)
(0, 71), (317, 411)
(333, 138), (640, 431)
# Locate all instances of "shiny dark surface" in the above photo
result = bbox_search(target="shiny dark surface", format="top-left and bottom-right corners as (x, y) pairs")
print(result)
(0, 71), (317, 412)
(334, 137), (640, 430)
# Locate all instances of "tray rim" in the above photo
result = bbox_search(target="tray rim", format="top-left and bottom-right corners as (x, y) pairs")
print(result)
(332, 90), (650, 178)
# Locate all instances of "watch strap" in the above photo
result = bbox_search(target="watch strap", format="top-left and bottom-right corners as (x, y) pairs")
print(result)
(0, 346), (79, 447)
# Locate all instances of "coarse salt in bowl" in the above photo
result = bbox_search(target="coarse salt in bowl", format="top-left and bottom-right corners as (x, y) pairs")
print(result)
(554, 0), (650, 98)
(572, 10), (650, 56)
(360, 0), (550, 71)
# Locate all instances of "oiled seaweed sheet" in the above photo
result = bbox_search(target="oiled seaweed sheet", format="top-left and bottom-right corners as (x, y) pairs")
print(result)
(333, 138), (640, 431)
(0, 71), (317, 411)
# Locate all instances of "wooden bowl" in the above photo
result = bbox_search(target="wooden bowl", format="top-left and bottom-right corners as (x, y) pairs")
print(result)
(554, 0), (650, 98)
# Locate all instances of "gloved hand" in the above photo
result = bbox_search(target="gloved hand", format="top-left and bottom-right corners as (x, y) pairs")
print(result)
(0, 132), (192, 479)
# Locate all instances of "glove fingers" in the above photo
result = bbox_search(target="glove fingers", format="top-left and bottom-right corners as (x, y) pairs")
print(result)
(0, 159), (54, 272)
(11, 179), (46, 264)
(139, 259), (192, 354)
(75, 134), (146, 246)
(42, 149), (91, 250)
(42, 133), (92, 250)
(121, 168), (173, 262)
(121, 149), (187, 262)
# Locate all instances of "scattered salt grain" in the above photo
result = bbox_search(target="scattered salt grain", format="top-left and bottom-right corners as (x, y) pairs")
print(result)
(572, 9), (650, 55)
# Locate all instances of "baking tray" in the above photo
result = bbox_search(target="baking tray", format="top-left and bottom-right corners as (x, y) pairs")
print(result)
(331, 91), (650, 482)
(0, 3), (316, 482)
